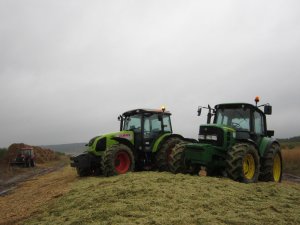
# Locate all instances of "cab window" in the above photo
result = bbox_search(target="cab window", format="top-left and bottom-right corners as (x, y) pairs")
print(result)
(216, 107), (250, 131)
(124, 115), (141, 131)
(254, 111), (265, 135)
(163, 115), (172, 132)
(144, 114), (161, 133)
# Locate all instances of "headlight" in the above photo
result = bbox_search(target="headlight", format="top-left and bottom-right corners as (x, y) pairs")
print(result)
(198, 134), (218, 141)
(199, 135), (205, 140)
(232, 132), (236, 139)
(206, 135), (218, 141)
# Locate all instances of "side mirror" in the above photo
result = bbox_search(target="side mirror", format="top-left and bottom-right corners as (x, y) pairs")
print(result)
(118, 115), (122, 121)
(267, 130), (274, 137)
(264, 105), (272, 115)
(197, 107), (202, 116)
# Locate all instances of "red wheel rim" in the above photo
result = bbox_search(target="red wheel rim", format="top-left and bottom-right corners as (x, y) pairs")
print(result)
(114, 151), (131, 174)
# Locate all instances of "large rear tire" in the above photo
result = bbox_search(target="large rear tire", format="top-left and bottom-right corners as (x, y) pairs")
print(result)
(226, 143), (260, 183)
(259, 143), (282, 182)
(169, 143), (188, 174)
(102, 144), (135, 177)
(156, 137), (183, 171)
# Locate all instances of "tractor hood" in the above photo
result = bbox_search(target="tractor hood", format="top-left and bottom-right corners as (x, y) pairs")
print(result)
(87, 131), (134, 156)
(198, 124), (236, 148)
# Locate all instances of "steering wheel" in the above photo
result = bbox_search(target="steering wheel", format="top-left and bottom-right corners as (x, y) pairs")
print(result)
(231, 122), (241, 129)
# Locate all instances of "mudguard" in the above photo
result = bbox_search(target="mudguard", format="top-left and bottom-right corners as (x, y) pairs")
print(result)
(152, 133), (184, 153)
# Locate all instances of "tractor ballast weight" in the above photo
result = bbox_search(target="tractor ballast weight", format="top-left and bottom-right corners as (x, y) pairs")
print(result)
(169, 98), (283, 183)
(71, 108), (188, 177)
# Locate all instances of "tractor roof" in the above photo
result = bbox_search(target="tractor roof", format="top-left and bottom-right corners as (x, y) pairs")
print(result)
(215, 103), (264, 113)
(122, 108), (171, 116)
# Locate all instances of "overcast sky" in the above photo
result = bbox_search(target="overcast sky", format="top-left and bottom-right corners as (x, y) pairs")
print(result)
(0, 0), (300, 147)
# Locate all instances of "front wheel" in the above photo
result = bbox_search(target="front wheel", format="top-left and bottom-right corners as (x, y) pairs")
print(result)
(259, 143), (282, 182)
(226, 143), (260, 183)
(102, 144), (135, 177)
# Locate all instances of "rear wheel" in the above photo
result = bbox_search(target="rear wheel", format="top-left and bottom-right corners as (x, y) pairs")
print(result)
(259, 143), (282, 182)
(156, 137), (183, 171)
(102, 144), (135, 176)
(226, 143), (260, 183)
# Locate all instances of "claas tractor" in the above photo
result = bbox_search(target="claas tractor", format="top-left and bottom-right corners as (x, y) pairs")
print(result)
(169, 97), (283, 183)
(71, 107), (190, 177)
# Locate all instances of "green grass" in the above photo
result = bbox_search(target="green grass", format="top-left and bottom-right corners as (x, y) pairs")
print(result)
(25, 172), (300, 225)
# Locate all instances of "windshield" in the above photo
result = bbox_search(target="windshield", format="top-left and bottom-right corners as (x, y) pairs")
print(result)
(215, 107), (251, 131)
(123, 115), (142, 131)
(123, 113), (171, 133)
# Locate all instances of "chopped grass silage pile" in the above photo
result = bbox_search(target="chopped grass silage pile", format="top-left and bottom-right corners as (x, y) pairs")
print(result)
(25, 172), (300, 225)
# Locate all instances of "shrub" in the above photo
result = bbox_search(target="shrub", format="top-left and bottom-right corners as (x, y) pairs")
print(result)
(288, 144), (295, 149)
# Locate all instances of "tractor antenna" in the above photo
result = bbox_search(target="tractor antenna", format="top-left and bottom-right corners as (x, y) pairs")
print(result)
(197, 106), (202, 116)
(207, 105), (212, 124)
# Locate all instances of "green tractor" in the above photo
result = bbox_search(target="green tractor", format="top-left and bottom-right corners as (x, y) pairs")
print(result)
(71, 107), (188, 176)
(169, 98), (283, 183)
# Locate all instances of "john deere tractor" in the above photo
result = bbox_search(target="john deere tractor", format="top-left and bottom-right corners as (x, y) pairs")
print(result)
(169, 98), (282, 183)
(71, 108), (188, 177)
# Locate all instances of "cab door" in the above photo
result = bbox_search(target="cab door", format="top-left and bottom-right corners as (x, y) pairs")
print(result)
(252, 110), (266, 145)
(143, 114), (163, 152)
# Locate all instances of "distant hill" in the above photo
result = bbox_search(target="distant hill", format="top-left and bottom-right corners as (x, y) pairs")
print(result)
(41, 143), (87, 156)
(278, 136), (300, 143)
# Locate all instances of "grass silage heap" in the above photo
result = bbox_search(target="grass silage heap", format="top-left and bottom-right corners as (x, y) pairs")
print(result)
(25, 171), (300, 225)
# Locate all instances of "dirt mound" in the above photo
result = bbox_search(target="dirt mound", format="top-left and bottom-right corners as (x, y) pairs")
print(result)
(6, 143), (58, 164)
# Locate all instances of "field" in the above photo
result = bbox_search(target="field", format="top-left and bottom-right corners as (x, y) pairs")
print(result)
(282, 146), (300, 176)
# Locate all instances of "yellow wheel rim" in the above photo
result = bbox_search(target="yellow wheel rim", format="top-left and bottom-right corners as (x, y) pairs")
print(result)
(273, 153), (282, 182)
(243, 154), (256, 180)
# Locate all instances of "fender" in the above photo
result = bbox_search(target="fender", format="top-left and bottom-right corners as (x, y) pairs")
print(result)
(111, 137), (135, 151)
(152, 133), (184, 153)
(259, 137), (280, 157)
(182, 138), (198, 143)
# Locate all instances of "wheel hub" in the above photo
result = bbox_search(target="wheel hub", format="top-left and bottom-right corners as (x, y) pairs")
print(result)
(243, 154), (255, 180)
(273, 153), (281, 182)
(114, 151), (131, 174)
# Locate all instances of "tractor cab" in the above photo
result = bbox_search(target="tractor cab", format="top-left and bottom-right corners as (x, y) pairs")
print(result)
(120, 108), (172, 152)
(213, 103), (273, 144)
(197, 98), (273, 147)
